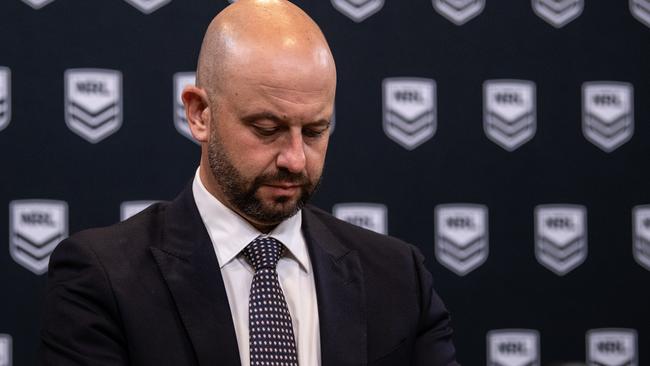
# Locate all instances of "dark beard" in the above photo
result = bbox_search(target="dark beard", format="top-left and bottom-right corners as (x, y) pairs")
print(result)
(207, 135), (319, 225)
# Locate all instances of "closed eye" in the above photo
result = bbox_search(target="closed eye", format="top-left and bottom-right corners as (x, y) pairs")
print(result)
(253, 125), (280, 136)
(303, 122), (330, 138)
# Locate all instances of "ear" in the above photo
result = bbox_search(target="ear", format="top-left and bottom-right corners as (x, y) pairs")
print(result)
(181, 85), (211, 143)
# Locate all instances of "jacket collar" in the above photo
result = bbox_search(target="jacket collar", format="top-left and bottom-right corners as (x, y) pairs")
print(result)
(150, 183), (241, 366)
(150, 184), (367, 366)
(302, 207), (367, 366)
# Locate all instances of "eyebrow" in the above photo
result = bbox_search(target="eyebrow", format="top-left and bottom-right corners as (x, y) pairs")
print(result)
(241, 111), (287, 124)
(241, 111), (331, 127)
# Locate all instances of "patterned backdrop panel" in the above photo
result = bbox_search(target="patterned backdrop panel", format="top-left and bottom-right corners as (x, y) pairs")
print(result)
(0, 1), (648, 365)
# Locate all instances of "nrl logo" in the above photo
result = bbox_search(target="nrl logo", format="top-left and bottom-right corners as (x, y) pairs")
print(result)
(587, 329), (638, 366)
(331, 0), (384, 23)
(532, 0), (583, 28)
(435, 204), (488, 276)
(120, 200), (159, 221)
(21, 0), (55, 9)
(582, 82), (634, 152)
(535, 205), (587, 276)
(123, 0), (171, 14)
(630, 0), (650, 28)
(0, 67), (10, 133)
(173, 72), (197, 144)
(483, 80), (536, 151)
(0, 334), (11, 366)
(64, 69), (122, 143)
(9, 200), (68, 275)
(487, 329), (540, 366)
(632, 205), (650, 271)
(383, 78), (437, 150)
(432, 0), (485, 25)
(333, 203), (387, 234)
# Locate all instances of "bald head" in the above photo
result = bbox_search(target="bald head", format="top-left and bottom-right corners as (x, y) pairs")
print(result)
(182, 0), (336, 231)
(196, 0), (336, 98)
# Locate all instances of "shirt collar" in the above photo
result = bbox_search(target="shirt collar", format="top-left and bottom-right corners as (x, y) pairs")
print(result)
(192, 168), (310, 272)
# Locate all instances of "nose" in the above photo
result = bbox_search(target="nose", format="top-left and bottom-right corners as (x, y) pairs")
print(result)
(276, 130), (306, 173)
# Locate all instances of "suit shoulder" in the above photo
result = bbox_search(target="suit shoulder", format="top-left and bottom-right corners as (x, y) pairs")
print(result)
(56, 201), (169, 258)
(304, 205), (417, 256)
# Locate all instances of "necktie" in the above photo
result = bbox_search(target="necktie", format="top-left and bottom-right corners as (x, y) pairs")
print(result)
(243, 236), (299, 366)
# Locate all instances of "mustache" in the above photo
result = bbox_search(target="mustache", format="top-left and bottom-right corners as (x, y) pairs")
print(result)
(253, 169), (311, 187)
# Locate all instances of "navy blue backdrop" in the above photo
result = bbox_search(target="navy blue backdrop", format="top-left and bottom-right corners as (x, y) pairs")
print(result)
(1, 1), (649, 365)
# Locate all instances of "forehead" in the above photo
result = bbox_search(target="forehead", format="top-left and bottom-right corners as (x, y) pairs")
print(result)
(221, 49), (336, 120)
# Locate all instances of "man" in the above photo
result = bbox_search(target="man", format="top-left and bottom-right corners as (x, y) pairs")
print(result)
(41, 1), (459, 365)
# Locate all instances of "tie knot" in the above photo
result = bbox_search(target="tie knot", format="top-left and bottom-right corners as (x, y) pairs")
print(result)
(243, 236), (284, 271)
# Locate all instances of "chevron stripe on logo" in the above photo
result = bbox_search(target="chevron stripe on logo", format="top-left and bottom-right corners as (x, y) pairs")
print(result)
(532, 0), (583, 28)
(0, 67), (10, 132)
(535, 204), (587, 276)
(435, 204), (489, 276)
(484, 80), (536, 151)
(64, 69), (123, 143)
(582, 82), (634, 152)
(331, 0), (384, 22)
(383, 78), (437, 150)
(433, 0), (485, 25)
(9, 200), (68, 275)
(631, 0), (650, 28)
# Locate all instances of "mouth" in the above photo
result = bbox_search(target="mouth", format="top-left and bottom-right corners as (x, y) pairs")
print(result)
(262, 183), (302, 195)
(267, 183), (301, 188)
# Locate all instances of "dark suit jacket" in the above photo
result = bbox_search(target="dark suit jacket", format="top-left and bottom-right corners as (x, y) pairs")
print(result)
(41, 184), (459, 365)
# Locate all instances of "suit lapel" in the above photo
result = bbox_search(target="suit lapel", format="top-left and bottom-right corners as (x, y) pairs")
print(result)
(150, 185), (241, 366)
(303, 207), (367, 366)
(148, 188), (367, 366)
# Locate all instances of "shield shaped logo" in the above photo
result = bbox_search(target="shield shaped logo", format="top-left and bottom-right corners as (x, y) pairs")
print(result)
(9, 200), (68, 275)
(435, 204), (488, 276)
(123, 0), (171, 14)
(64, 69), (122, 143)
(21, 0), (55, 9)
(383, 78), (437, 150)
(587, 329), (638, 366)
(0, 67), (10, 132)
(173, 72), (197, 144)
(483, 80), (536, 151)
(331, 0), (384, 23)
(582, 82), (634, 152)
(631, 0), (650, 28)
(532, 0), (584, 28)
(535, 205), (587, 276)
(632, 205), (650, 271)
(0, 334), (11, 366)
(333, 203), (387, 234)
(120, 200), (159, 221)
(487, 329), (540, 366)
(432, 0), (485, 25)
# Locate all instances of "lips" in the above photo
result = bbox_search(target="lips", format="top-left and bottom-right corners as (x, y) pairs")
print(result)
(263, 179), (307, 189)
(265, 184), (301, 190)
(263, 183), (302, 195)
(267, 183), (301, 189)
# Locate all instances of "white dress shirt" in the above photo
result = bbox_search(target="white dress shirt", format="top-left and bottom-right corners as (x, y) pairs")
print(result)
(192, 169), (321, 366)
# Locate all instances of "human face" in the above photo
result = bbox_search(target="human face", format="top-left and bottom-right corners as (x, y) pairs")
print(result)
(206, 60), (335, 229)
(207, 125), (320, 224)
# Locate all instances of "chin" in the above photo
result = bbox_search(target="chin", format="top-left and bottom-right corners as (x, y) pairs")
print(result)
(264, 196), (302, 214)
(267, 197), (299, 212)
(259, 190), (299, 206)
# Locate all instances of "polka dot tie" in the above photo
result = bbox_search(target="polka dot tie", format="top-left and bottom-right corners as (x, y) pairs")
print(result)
(243, 236), (299, 366)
